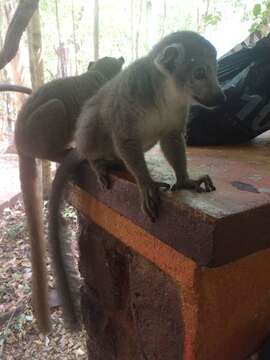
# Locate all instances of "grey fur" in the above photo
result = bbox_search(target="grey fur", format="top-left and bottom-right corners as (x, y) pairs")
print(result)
(75, 31), (224, 220)
(49, 31), (225, 331)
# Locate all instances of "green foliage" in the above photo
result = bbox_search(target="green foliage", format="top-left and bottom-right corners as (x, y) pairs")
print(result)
(253, 3), (262, 16)
(203, 12), (222, 26)
(4, 221), (26, 240)
(250, 1), (270, 33)
(14, 313), (29, 331)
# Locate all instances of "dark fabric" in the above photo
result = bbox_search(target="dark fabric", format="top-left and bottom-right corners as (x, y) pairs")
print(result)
(187, 34), (270, 146)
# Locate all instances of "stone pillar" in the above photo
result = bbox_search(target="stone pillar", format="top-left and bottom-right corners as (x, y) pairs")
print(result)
(67, 142), (270, 359)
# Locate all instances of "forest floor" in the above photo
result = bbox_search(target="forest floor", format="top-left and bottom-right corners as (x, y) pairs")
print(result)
(0, 197), (88, 360)
(0, 139), (87, 359)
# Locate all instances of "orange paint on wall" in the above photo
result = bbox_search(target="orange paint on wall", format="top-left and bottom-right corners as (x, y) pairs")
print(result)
(69, 185), (199, 360)
(68, 185), (270, 360)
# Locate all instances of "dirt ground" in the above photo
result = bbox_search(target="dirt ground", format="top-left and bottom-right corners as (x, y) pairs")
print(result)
(0, 142), (87, 359)
(0, 197), (88, 360)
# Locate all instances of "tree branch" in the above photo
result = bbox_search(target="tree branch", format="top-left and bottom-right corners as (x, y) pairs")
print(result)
(0, 0), (39, 70)
(0, 83), (32, 94)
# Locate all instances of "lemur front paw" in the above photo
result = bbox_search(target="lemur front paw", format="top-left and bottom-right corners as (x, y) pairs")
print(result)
(141, 181), (170, 222)
(172, 175), (216, 193)
(96, 170), (111, 190)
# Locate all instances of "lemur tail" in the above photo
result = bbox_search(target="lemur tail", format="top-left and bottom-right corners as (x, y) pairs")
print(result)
(18, 154), (51, 333)
(48, 149), (83, 331)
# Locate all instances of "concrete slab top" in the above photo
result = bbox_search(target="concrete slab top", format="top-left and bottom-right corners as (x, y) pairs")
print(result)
(72, 132), (270, 267)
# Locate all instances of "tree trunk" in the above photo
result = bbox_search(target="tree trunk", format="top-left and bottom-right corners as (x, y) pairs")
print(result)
(196, 6), (200, 32)
(93, 0), (99, 61)
(201, 0), (211, 34)
(71, 0), (78, 75)
(145, 1), (152, 52)
(0, 2), (8, 140)
(27, 10), (44, 88)
(0, 0), (26, 150)
(27, 7), (51, 199)
(0, 65), (11, 140)
(55, 0), (68, 77)
(0, 0), (39, 70)
(130, 0), (134, 61)
(160, 0), (166, 37)
(135, 0), (144, 59)
(4, 1), (26, 109)
(197, 0), (211, 34)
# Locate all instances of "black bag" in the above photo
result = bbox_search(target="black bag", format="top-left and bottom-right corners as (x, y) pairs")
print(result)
(186, 34), (270, 146)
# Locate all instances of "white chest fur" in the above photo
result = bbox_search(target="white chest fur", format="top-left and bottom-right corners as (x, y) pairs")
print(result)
(138, 77), (191, 151)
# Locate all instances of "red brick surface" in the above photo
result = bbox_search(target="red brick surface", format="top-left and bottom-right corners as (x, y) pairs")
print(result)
(68, 134), (270, 359)
(73, 141), (270, 266)
(78, 219), (183, 360)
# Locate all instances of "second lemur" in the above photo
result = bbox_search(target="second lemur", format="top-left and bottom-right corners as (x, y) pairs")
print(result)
(14, 56), (124, 333)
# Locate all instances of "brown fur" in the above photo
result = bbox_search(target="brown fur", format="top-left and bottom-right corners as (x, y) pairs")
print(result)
(14, 56), (124, 333)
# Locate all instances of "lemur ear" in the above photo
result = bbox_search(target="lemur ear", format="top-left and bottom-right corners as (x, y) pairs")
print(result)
(118, 56), (125, 66)
(156, 43), (185, 71)
(87, 61), (95, 71)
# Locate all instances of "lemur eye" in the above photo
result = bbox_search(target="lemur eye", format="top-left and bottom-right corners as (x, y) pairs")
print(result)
(193, 67), (207, 80)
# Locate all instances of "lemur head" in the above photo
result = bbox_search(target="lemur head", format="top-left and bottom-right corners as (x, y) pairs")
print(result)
(152, 31), (226, 107)
(87, 56), (125, 80)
